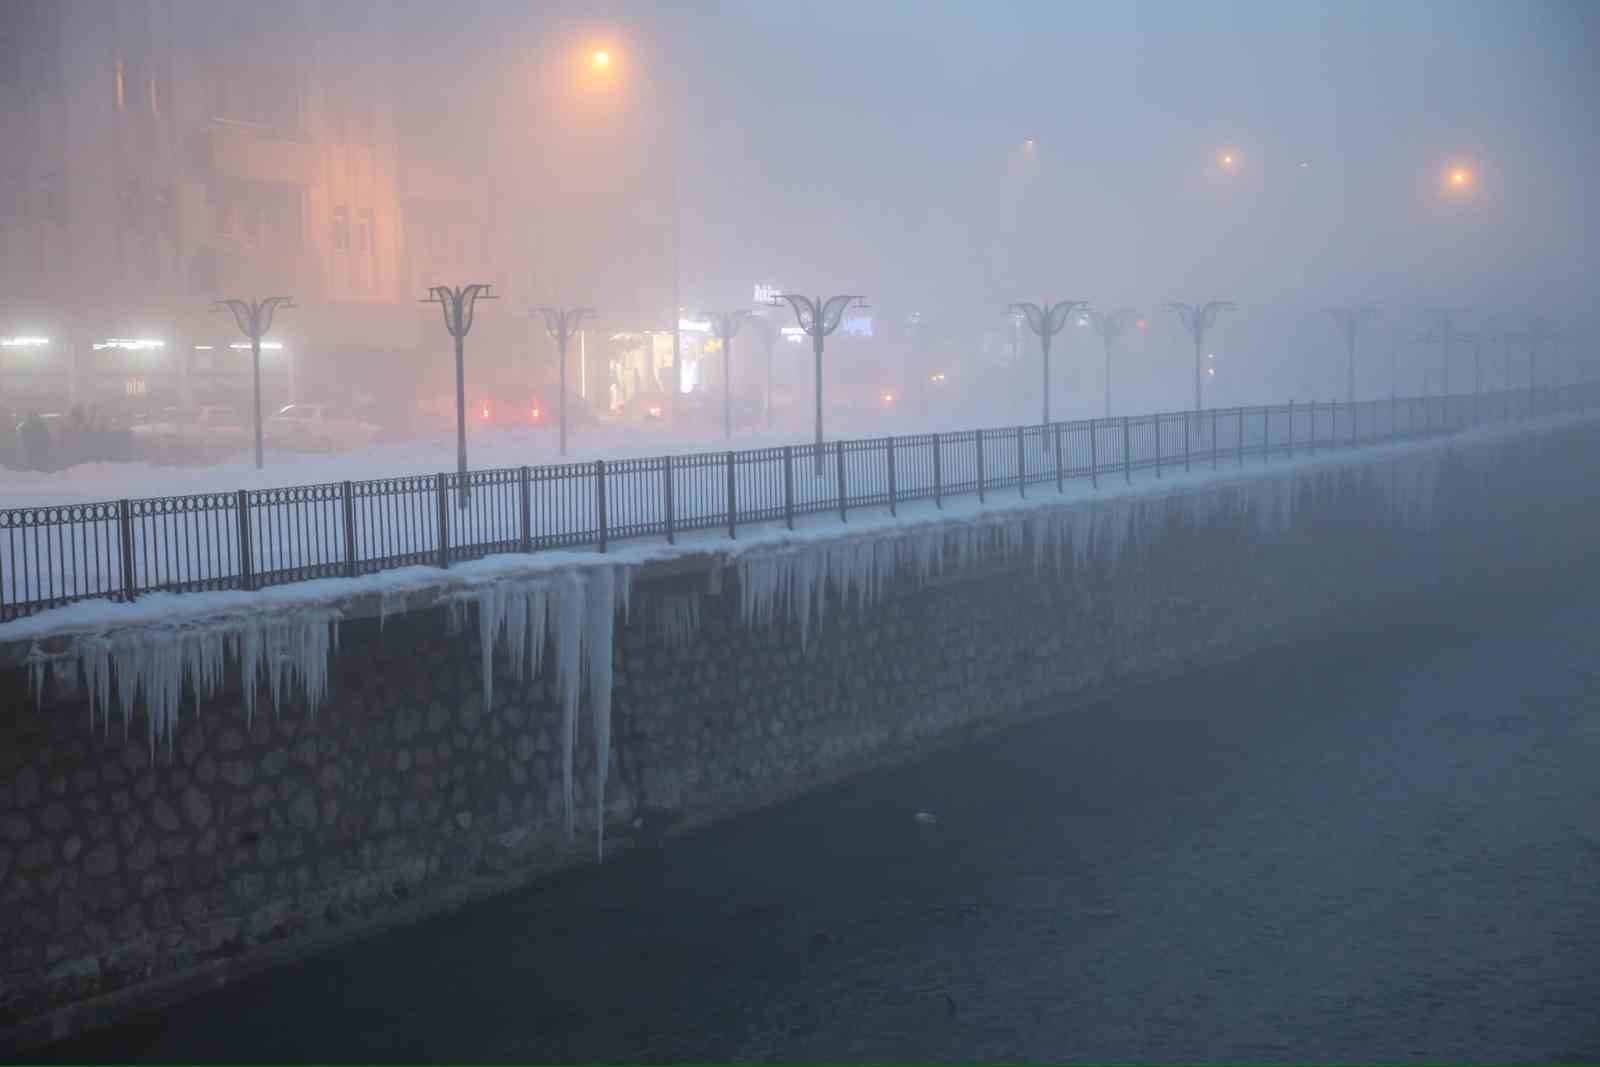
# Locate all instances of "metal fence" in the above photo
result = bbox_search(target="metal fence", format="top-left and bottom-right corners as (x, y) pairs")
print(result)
(3, 383), (1595, 622)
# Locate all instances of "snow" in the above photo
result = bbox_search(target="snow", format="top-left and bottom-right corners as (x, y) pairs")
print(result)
(7, 407), (1596, 855)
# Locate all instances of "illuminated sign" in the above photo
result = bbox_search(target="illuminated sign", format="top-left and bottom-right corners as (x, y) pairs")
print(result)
(753, 283), (782, 306)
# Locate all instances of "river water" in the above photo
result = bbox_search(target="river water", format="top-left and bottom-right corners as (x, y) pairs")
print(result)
(30, 583), (1600, 1063)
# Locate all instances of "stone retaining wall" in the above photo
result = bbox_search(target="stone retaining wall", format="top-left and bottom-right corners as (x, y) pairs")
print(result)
(2, 422), (1597, 1046)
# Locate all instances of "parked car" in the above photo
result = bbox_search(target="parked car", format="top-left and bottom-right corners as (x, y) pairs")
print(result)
(132, 406), (249, 459)
(265, 403), (381, 451)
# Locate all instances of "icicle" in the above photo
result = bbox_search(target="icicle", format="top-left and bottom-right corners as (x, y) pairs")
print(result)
(586, 567), (616, 861)
(553, 570), (585, 839)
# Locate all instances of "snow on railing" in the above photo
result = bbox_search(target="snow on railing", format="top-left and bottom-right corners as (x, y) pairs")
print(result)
(0, 384), (1591, 624)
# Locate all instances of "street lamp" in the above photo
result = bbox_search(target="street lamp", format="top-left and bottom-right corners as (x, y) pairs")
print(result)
(1419, 308), (1467, 396)
(1085, 307), (1136, 418)
(769, 292), (866, 471)
(536, 306), (596, 457)
(1009, 301), (1087, 426)
(1164, 301), (1235, 411)
(216, 296), (295, 470)
(744, 313), (779, 429)
(423, 284), (497, 507)
(701, 309), (751, 439)
(1326, 305), (1379, 404)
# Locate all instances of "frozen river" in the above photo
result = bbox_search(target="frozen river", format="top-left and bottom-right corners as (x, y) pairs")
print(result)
(24, 579), (1600, 1064)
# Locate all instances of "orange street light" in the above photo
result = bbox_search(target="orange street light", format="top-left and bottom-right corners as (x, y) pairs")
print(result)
(592, 49), (611, 68)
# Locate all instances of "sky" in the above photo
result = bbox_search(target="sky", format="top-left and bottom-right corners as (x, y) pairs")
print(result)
(378, 0), (1600, 344)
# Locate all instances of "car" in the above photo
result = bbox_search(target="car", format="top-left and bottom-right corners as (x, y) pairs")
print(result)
(620, 390), (671, 422)
(264, 403), (381, 451)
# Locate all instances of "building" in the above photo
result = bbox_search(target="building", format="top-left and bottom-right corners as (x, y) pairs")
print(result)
(0, 0), (501, 425)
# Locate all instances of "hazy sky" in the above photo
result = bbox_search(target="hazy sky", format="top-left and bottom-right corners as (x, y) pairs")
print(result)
(362, 0), (1600, 393)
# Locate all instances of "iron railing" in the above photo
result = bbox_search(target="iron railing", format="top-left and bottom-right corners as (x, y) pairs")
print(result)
(2, 384), (1595, 622)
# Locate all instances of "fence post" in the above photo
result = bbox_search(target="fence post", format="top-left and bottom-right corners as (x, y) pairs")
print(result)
(342, 481), (358, 577)
(1054, 423), (1064, 493)
(1287, 399), (1294, 459)
(1211, 409), (1218, 471)
(1263, 406), (1270, 463)
(932, 432), (943, 509)
(597, 459), (609, 553)
(119, 498), (139, 600)
(664, 454), (676, 544)
(1184, 413), (1191, 473)
(1089, 419), (1098, 489)
(782, 447), (794, 530)
(726, 451), (737, 540)
(232, 490), (252, 592)
(976, 431), (986, 502)
(435, 474), (449, 569)
(517, 467), (531, 554)
(886, 436), (897, 517)
(1237, 408), (1244, 467)
(1017, 425), (1026, 498)
(1122, 416), (1131, 484)
(836, 440), (848, 523)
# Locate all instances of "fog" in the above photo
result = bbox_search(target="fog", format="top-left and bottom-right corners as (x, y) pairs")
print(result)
(2, 0), (1598, 463)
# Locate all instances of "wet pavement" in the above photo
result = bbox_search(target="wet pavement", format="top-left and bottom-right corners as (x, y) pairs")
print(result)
(28, 583), (1600, 1063)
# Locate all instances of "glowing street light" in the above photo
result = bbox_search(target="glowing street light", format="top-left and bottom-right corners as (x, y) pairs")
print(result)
(591, 49), (611, 68)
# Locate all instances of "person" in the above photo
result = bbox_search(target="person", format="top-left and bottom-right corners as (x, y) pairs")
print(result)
(19, 410), (50, 471)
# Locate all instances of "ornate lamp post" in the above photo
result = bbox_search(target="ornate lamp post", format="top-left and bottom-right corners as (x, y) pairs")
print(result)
(1326, 305), (1379, 404)
(1086, 307), (1136, 418)
(1419, 307), (1467, 396)
(701, 309), (752, 439)
(1164, 301), (1236, 411)
(744, 313), (779, 429)
(769, 292), (866, 471)
(423, 284), (497, 507)
(216, 296), (295, 470)
(1009, 301), (1087, 425)
(536, 306), (596, 457)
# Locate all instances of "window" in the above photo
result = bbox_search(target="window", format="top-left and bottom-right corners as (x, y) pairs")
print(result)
(331, 206), (348, 252)
(115, 60), (125, 111)
(357, 207), (372, 254)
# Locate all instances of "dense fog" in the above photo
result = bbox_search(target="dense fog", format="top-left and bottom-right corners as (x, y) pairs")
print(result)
(1, 0), (1596, 476)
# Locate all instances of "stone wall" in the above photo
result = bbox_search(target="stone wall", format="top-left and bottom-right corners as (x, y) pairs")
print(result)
(2, 422), (1598, 1045)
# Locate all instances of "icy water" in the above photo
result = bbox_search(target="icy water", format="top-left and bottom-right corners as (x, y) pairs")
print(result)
(27, 583), (1600, 1064)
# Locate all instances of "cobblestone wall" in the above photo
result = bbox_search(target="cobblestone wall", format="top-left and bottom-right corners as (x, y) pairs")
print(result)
(2, 425), (1597, 1042)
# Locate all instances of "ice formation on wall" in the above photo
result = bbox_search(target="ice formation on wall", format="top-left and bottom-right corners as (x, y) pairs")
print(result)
(735, 446), (1450, 640)
(30, 609), (338, 758)
(465, 564), (633, 858)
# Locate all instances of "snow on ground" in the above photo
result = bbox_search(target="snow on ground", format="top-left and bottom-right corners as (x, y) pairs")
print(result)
(8, 404), (1593, 859)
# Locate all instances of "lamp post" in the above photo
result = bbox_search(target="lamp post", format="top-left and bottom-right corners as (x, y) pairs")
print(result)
(1164, 301), (1235, 412)
(536, 306), (596, 457)
(216, 296), (295, 470)
(769, 292), (866, 471)
(423, 284), (497, 507)
(1086, 307), (1136, 418)
(1009, 301), (1087, 426)
(1326, 305), (1379, 405)
(1419, 307), (1467, 396)
(701, 309), (751, 439)
(745, 313), (778, 429)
